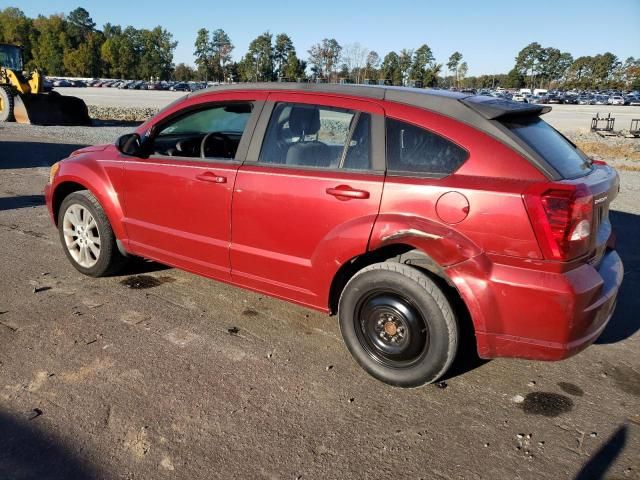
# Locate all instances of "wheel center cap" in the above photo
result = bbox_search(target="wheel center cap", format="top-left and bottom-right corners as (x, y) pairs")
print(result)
(384, 321), (397, 336)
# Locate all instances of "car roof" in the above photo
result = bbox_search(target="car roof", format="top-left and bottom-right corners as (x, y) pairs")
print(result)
(189, 82), (550, 121)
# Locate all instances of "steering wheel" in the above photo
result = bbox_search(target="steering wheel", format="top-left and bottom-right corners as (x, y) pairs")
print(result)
(200, 132), (232, 159)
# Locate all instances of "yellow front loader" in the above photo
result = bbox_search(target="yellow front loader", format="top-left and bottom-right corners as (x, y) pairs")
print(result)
(0, 43), (91, 126)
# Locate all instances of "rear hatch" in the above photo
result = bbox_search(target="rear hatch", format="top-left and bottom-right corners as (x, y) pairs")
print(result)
(500, 116), (619, 267)
(565, 163), (619, 267)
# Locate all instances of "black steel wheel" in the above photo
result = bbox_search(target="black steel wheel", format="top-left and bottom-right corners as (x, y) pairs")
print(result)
(355, 292), (429, 368)
(339, 262), (458, 387)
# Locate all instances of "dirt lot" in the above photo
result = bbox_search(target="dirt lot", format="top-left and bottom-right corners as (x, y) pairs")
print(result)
(0, 117), (639, 479)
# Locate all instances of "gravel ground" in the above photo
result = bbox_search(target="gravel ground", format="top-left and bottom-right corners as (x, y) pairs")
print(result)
(0, 122), (134, 147)
(0, 107), (639, 479)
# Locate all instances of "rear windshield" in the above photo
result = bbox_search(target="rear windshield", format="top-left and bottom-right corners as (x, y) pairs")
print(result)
(502, 117), (592, 178)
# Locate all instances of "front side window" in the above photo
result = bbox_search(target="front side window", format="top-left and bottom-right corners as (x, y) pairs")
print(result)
(386, 118), (468, 176)
(151, 103), (252, 159)
(259, 102), (372, 170)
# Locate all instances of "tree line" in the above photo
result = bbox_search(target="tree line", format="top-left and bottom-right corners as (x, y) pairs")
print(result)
(1, 7), (638, 90)
(0, 7), (176, 80)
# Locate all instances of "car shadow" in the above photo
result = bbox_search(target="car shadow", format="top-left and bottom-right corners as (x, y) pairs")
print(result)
(596, 210), (640, 344)
(117, 258), (172, 276)
(0, 141), (86, 169)
(574, 424), (627, 480)
(437, 277), (489, 382)
(0, 410), (98, 479)
(0, 194), (45, 211)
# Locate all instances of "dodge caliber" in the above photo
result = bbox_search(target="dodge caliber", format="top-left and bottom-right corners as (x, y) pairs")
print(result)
(44, 84), (623, 387)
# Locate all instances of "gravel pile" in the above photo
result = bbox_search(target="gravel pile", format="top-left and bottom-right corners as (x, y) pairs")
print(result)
(88, 105), (159, 122)
(564, 130), (640, 170)
(0, 121), (134, 146)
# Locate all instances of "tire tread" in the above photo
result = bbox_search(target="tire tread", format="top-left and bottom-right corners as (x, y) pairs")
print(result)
(340, 261), (458, 386)
(58, 190), (126, 277)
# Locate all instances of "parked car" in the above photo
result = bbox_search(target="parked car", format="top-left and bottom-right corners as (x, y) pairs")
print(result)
(44, 84), (623, 388)
(626, 96), (640, 106)
(546, 94), (562, 104)
(594, 95), (608, 105)
(511, 93), (526, 102)
(170, 82), (190, 92)
(607, 95), (624, 106)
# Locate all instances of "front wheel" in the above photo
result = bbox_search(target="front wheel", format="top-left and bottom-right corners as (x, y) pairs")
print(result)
(338, 262), (458, 388)
(58, 190), (127, 277)
(0, 86), (15, 122)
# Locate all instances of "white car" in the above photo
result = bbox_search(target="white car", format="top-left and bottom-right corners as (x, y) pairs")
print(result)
(512, 93), (526, 102)
(608, 96), (624, 105)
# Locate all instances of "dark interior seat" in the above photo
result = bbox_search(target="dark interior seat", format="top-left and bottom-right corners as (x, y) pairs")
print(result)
(285, 106), (330, 167)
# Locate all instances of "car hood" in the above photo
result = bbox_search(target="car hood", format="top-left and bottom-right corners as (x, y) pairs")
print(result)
(70, 144), (110, 156)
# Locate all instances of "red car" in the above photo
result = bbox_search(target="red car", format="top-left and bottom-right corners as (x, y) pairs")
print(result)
(44, 84), (623, 387)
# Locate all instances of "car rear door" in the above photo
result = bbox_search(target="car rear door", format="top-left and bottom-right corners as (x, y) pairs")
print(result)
(120, 93), (266, 280)
(230, 93), (385, 309)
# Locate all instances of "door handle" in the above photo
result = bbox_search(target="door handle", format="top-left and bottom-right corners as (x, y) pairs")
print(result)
(196, 172), (227, 184)
(326, 185), (370, 200)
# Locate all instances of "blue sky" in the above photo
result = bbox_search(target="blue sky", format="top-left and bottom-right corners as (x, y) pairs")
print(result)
(11, 0), (640, 75)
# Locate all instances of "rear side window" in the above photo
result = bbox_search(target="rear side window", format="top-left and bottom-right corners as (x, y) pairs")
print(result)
(502, 117), (592, 179)
(386, 118), (468, 175)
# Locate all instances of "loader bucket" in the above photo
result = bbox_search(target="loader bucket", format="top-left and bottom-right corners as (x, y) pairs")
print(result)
(13, 92), (91, 126)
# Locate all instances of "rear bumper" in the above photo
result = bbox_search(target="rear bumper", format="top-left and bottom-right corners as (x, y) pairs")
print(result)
(449, 250), (623, 361)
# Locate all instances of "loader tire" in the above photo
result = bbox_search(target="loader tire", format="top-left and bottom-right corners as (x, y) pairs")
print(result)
(0, 86), (14, 122)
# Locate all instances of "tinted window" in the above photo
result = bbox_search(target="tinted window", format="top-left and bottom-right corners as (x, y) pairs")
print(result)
(259, 102), (372, 170)
(503, 118), (591, 178)
(151, 103), (252, 159)
(386, 118), (468, 175)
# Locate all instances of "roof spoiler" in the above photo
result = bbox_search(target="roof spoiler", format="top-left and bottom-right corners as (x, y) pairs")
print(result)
(460, 96), (551, 120)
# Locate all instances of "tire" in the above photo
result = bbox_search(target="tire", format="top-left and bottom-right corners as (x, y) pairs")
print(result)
(0, 86), (15, 122)
(338, 262), (458, 388)
(58, 190), (127, 277)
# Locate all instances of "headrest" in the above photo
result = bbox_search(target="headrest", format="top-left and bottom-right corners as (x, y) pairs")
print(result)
(288, 105), (321, 136)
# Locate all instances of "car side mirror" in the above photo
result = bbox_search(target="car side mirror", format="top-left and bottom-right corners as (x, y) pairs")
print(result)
(116, 133), (144, 157)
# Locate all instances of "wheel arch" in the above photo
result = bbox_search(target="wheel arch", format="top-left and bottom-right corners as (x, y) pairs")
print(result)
(330, 246), (479, 375)
(329, 243), (463, 315)
(52, 173), (127, 242)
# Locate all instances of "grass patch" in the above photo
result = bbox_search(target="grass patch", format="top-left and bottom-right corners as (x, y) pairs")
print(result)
(575, 140), (640, 162)
(617, 164), (640, 172)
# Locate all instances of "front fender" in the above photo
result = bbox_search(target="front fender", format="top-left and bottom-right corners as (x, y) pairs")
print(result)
(369, 214), (482, 267)
(52, 156), (126, 241)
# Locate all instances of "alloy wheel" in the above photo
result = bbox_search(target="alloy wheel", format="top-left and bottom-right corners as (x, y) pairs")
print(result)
(62, 204), (101, 268)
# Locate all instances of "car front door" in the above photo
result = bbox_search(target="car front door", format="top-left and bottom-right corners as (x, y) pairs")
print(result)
(121, 94), (265, 280)
(230, 94), (385, 309)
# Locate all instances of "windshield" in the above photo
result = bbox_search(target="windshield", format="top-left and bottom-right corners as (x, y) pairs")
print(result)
(503, 117), (592, 179)
(0, 44), (23, 70)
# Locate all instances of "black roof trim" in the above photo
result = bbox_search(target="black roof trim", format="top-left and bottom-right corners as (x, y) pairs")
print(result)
(460, 96), (551, 120)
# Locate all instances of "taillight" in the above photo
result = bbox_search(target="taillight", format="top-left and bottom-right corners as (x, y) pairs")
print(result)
(523, 183), (593, 261)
